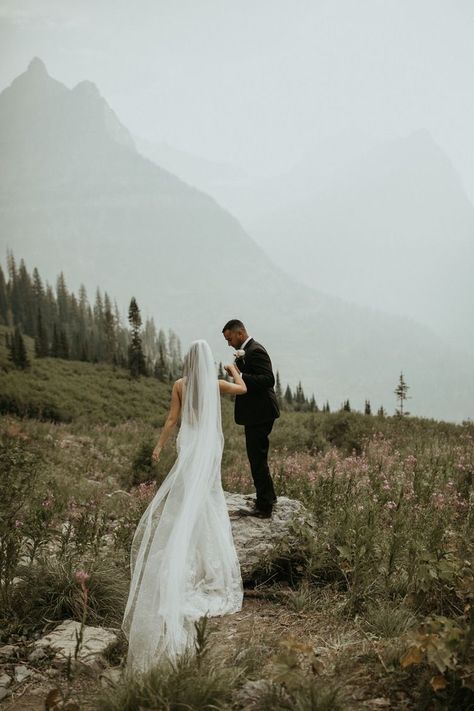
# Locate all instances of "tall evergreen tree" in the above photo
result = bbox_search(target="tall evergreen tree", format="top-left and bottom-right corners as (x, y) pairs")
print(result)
(103, 293), (117, 364)
(284, 384), (293, 406)
(34, 308), (49, 357)
(154, 342), (168, 382)
(0, 265), (8, 325)
(394, 371), (411, 416)
(295, 381), (305, 409)
(58, 327), (69, 359)
(275, 370), (283, 405)
(364, 399), (372, 415)
(7, 325), (30, 369)
(50, 323), (60, 358)
(128, 297), (147, 378)
(7, 251), (22, 328)
(56, 271), (69, 324)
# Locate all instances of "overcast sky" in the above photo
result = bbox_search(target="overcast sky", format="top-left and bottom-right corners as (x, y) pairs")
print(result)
(1, 0), (474, 195)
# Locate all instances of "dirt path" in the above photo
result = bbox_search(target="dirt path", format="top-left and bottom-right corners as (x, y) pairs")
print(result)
(2, 591), (413, 710)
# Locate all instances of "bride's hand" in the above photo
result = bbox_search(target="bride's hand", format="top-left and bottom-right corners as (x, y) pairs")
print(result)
(226, 364), (242, 379)
(152, 445), (162, 463)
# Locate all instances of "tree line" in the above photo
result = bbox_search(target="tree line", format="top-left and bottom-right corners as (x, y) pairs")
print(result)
(2, 250), (411, 415)
(1, 250), (183, 381)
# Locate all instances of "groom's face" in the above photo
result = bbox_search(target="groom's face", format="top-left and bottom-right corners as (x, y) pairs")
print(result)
(223, 329), (244, 349)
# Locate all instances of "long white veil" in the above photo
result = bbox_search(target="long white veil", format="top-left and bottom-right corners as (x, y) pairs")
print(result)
(122, 339), (243, 674)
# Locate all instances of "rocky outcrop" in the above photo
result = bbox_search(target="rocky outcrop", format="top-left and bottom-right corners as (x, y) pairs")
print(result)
(226, 493), (316, 580)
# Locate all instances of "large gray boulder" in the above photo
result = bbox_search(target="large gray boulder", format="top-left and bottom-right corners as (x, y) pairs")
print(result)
(225, 493), (315, 580)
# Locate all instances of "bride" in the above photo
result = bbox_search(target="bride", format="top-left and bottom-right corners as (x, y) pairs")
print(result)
(121, 339), (247, 675)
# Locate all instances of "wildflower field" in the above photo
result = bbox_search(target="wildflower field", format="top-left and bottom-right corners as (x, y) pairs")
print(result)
(0, 357), (472, 709)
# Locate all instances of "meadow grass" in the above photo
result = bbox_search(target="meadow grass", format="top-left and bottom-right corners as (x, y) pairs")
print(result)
(0, 351), (473, 707)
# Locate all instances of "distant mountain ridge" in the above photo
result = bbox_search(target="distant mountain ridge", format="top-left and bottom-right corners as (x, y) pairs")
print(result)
(239, 129), (474, 354)
(0, 58), (472, 421)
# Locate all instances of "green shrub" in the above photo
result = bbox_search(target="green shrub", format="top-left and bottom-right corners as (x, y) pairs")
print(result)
(10, 552), (129, 632)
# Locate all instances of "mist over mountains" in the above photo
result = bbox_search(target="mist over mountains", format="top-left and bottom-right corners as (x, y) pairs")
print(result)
(138, 130), (474, 356)
(1, 58), (472, 421)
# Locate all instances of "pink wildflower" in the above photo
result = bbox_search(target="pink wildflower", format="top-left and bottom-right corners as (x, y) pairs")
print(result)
(75, 570), (90, 587)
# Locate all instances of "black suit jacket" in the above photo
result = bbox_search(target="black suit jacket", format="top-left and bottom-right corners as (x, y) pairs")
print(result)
(234, 338), (280, 426)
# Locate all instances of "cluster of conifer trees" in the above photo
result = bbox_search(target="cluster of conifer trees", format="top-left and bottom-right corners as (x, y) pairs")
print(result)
(2, 251), (406, 416)
(0, 251), (183, 381)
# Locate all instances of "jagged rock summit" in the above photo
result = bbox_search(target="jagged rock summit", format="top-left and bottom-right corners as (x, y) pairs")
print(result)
(27, 56), (48, 76)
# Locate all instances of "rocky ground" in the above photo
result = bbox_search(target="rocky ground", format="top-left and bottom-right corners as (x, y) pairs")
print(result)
(0, 495), (426, 709)
(0, 591), (411, 710)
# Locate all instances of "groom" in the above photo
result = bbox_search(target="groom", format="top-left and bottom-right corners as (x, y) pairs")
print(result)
(222, 319), (280, 518)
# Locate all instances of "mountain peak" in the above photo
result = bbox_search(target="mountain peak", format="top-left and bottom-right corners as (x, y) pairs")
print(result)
(72, 80), (101, 99)
(27, 57), (48, 77)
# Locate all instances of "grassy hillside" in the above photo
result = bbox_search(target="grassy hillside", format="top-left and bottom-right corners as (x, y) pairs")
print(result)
(1, 328), (473, 708)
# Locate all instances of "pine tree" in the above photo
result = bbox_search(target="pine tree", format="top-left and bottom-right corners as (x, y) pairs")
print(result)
(394, 371), (411, 416)
(51, 323), (60, 357)
(56, 271), (69, 324)
(275, 370), (283, 405)
(154, 340), (168, 382)
(7, 325), (30, 369)
(103, 293), (116, 364)
(309, 394), (318, 412)
(0, 265), (8, 325)
(128, 297), (147, 378)
(93, 288), (105, 362)
(7, 251), (22, 328)
(58, 327), (69, 359)
(295, 381), (305, 410)
(34, 308), (49, 357)
(377, 405), (386, 417)
(324, 400), (331, 413)
(284, 384), (293, 406)
(343, 399), (351, 412)
(364, 399), (372, 415)
(168, 330), (183, 380)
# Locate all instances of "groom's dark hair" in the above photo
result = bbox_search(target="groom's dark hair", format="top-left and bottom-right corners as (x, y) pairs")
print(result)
(222, 319), (246, 333)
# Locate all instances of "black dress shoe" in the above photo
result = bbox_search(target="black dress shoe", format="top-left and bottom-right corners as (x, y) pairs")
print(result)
(238, 503), (272, 519)
(244, 508), (272, 519)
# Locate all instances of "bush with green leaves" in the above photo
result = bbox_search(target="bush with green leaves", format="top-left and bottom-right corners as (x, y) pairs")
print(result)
(9, 552), (129, 633)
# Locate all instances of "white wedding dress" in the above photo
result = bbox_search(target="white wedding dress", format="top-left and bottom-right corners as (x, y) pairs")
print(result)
(121, 340), (243, 675)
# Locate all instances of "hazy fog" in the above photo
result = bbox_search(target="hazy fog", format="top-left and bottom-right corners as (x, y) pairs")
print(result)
(1, 1), (474, 417)
(2, 0), (474, 191)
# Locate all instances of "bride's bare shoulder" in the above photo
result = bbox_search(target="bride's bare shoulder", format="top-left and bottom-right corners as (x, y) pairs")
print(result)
(171, 378), (183, 403)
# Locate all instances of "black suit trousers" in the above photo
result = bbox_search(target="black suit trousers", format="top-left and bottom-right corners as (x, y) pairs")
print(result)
(244, 419), (276, 512)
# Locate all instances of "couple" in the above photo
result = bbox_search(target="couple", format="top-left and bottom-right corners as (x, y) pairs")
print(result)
(121, 319), (280, 675)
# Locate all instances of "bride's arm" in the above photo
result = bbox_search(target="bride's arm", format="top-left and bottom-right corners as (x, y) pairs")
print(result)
(219, 364), (247, 395)
(152, 380), (182, 462)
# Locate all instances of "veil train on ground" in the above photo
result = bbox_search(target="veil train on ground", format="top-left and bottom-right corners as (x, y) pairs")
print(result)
(121, 339), (243, 674)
